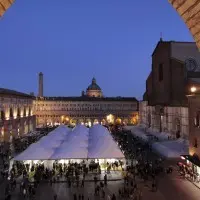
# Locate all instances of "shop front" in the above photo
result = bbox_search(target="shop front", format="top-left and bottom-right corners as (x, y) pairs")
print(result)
(181, 155), (200, 183)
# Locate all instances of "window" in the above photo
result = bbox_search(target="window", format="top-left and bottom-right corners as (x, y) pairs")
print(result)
(194, 138), (198, 148)
(158, 64), (163, 81)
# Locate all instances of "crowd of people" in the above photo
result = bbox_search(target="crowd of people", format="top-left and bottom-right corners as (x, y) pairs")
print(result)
(177, 162), (199, 183)
(0, 127), (56, 199)
(0, 125), (176, 200)
(111, 128), (174, 199)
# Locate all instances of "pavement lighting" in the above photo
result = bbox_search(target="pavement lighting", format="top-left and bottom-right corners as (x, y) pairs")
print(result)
(191, 86), (197, 93)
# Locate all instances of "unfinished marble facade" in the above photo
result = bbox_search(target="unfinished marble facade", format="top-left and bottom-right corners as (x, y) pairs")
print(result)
(139, 101), (188, 139)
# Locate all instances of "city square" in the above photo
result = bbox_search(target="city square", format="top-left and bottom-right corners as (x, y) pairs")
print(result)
(1, 0), (200, 199)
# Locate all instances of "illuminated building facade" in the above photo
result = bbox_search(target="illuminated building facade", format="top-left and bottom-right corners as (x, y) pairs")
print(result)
(33, 77), (138, 127)
(181, 83), (200, 175)
(0, 88), (36, 142)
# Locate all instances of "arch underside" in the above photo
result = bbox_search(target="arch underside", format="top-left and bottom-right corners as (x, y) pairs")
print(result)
(169, 0), (200, 49)
(0, 0), (200, 49)
(0, 0), (14, 17)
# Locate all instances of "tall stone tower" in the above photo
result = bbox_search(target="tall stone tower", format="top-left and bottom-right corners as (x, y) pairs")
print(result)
(38, 72), (43, 97)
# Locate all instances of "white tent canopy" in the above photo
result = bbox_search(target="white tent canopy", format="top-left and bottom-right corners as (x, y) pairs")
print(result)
(14, 143), (55, 161)
(50, 125), (89, 159)
(88, 125), (124, 159)
(13, 124), (125, 161)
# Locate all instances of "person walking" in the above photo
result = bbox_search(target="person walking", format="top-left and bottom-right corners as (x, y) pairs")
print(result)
(23, 188), (26, 199)
(111, 194), (116, 200)
(81, 179), (84, 187)
(73, 193), (77, 200)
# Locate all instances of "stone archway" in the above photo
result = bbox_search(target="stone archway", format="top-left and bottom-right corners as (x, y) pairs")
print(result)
(101, 119), (106, 125)
(85, 119), (92, 127)
(93, 119), (99, 125)
(123, 118), (128, 125)
(70, 119), (76, 126)
(78, 118), (84, 125)
(115, 118), (122, 125)
(168, 0), (200, 49)
(1, 1), (200, 49)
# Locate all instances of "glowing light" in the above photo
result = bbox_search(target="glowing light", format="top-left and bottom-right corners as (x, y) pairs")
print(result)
(33, 160), (39, 164)
(181, 156), (185, 160)
(1, 127), (4, 137)
(191, 86), (197, 93)
(88, 121), (92, 127)
(106, 114), (114, 124)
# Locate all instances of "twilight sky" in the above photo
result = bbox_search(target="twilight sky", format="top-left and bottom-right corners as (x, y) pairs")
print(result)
(0, 0), (193, 99)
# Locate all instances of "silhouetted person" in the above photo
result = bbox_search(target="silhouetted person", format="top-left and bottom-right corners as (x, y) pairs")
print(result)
(73, 193), (77, 200)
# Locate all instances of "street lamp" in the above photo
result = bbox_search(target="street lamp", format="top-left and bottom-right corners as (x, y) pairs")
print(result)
(191, 86), (197, 93)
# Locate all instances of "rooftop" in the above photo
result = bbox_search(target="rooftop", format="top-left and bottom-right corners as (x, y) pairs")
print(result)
(0, 88), (34, 99)
(36, 96), (138, 102)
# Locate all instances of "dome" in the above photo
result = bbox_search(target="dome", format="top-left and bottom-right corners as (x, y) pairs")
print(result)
(87, 78), (101, 91)
(86, 78), (103, 97)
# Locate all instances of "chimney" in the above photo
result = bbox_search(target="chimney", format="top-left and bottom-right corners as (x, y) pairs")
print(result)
(38, 72), (43, 97)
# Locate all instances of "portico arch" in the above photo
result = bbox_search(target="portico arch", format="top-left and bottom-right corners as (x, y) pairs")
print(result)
(115, 118), (122, 125)
(1, 1), (200, 49)
(85, 119), (92, 127)
(70, 119), (76, 126)
(93, 119), (99, 125)
(101, 119), (106, 125)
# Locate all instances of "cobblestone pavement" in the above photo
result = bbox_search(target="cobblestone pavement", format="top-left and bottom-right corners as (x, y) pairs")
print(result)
(0, 180), (165, 200)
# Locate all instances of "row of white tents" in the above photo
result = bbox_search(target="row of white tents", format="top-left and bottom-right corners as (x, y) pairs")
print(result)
(13, 124), (125, 161)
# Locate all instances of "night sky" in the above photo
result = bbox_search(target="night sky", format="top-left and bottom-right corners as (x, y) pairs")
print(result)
(0, 0), (193, 99)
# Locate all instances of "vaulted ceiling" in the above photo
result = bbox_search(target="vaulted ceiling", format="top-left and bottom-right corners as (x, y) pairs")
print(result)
(0, 0), (200, 49)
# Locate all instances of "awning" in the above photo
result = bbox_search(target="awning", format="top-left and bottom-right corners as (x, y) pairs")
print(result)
(181, 155), (200, 168)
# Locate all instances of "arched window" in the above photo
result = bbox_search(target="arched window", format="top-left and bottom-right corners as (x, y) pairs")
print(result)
(10, 108), (13, 118)
(194, 112), (200, 127)
(194, 138), (198, 148)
